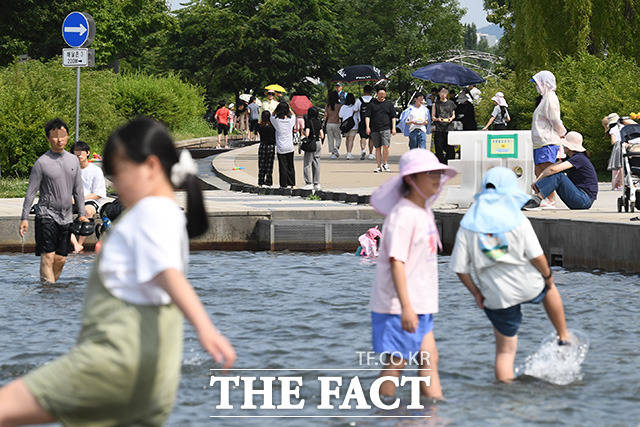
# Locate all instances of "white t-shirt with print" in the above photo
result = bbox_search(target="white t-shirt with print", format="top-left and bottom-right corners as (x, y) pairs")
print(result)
(81, 163), (107, 199)
(450, 218), (545, 310)
(99, 196), (189, 305)
(339, 103), (360, 129)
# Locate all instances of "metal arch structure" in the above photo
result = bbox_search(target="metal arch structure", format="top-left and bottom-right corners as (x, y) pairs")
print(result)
(386, 49), (504, 81)
(429, 49), (504, 80)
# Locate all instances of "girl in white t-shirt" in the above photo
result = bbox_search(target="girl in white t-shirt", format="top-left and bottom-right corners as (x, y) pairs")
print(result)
(369, 149), (457, 400)
(0, 118), (236, 426)
(450, 167), (570, 382)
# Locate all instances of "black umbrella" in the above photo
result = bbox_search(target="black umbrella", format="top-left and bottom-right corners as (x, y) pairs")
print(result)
(332, 65), (386, 83)
(411, 62), (484, 86)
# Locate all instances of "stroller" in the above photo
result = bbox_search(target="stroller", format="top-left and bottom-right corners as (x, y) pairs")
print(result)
(617, 124), (640, 212)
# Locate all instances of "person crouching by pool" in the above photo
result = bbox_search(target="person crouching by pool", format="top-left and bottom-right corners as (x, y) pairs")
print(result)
(369, 149), (457, 400)
(0, 117), (236, 426)
(19, 118), (88, 284)
(524, 131), (598, 210)
(69, 140), (107, 253)
(451, 167), (571, 382)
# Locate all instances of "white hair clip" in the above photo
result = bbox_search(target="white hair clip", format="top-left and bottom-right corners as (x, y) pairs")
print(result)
(171, 150), (198, 187)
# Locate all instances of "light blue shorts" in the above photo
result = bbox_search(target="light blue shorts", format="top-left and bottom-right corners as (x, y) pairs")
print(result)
(371, 312), (434, 360)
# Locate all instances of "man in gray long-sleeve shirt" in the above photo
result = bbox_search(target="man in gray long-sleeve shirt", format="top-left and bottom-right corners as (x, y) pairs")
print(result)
(19, 118), (88, 283)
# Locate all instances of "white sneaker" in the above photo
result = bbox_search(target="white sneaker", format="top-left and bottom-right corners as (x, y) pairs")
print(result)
(374, 166), (382, 173)
(540, 198), (557, 209)
(314, 184), (321, 191)
(368, 153), (376, 160)
(346, 153), (353, 160)
(382, 163), (390, 172)
(302, 184), (314, 190)
(330, 153), (338, 159)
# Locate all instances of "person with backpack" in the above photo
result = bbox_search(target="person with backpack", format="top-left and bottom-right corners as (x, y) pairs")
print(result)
(339, 93), (360, 159)
(302, 107), (325, 191)
(270, 102), (297, 188)
(482, 92), (510, 131)
(358, 85), (375, 160)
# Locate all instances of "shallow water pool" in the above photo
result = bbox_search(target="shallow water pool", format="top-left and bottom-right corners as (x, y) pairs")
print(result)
(1, 251), (639, 426)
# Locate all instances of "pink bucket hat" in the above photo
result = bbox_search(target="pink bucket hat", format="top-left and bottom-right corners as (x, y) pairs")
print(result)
(370, 149), (457, 216)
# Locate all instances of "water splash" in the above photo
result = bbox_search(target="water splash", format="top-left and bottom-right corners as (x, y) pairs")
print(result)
(515, 329), (590, 385)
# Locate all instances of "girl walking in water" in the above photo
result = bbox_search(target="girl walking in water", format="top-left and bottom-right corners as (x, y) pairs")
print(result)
(0, 117), (236, 426)
(369, 149), (457, 400)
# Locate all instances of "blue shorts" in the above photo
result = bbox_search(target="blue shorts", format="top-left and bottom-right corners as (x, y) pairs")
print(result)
(533, 145), (559, 165)
(483, 288), (547, 337)
(371, 312), (434, 360)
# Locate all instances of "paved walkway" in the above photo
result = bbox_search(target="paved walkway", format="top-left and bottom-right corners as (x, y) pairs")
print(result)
(211, 134), (638, 221)
(212, 134), (460, 195)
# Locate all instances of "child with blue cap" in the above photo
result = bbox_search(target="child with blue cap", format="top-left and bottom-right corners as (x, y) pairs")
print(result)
(450, 167), (571, 382)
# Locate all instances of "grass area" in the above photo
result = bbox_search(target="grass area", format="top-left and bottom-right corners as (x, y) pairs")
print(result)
(0, 177), (29, 198)
(172, 116), (216, 142)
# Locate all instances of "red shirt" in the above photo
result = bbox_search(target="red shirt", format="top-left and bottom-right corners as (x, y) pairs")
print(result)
(215, 107), (231, 125)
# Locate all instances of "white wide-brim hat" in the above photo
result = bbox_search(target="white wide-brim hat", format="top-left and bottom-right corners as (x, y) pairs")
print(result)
(370, 149), (457, 216)
(562, 131), (586, 152)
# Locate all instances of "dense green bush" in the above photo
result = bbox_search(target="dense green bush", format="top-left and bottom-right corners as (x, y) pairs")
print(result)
(0, 59), (209, 177)
(476, 53), (640, 173)
(112, 72), (206, 131)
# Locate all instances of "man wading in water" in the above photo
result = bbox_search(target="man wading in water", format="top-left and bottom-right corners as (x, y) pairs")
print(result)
(19, 118), (88, 284)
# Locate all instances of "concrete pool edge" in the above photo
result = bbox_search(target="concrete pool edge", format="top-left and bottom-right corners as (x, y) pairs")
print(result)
(2, 208), (640, 273)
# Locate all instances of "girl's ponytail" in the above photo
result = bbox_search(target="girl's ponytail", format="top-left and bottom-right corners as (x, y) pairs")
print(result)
(184, 174), (208, 238)
(171, 150), (208, 238)
(104, 117), (209, 239)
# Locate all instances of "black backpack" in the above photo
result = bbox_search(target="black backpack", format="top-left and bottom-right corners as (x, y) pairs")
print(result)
(359, 96), (372, 118)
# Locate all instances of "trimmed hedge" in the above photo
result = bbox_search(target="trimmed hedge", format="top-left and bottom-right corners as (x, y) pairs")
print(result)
(0, 59), (208, 177)
(476, 53), (640, 173)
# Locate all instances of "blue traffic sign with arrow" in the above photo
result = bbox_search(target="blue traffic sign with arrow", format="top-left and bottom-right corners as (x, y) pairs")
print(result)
(62, 12), (95, 48)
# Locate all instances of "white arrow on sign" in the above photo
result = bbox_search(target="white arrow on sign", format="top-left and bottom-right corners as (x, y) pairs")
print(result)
(64, 23), (87, 36)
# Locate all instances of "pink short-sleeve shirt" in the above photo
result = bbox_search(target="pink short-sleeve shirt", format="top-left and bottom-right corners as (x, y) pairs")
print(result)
(370, 198), (439, 314)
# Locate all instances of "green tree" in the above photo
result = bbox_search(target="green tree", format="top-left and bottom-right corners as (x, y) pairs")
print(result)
(167, 0), (342, 101)
(339, 0), (465, 107)
(0, 0), (172, 71)
(464, 23), (478, 50)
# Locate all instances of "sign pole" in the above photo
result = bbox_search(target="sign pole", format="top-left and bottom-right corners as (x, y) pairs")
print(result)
(61, 11), (95, 142)
(75, 67), (81, 142)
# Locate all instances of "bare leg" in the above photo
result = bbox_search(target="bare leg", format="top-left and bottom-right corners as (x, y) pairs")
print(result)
(359, 137), (366, 151)
(77, 205), (96, 249)
(542, 283), (570, 341)
(383, 145), (390, 165)
(419, 331), (443, 398)
(368, 139), (374, 154)
(535, 162), (555, 202)
(346, 134), (355, 154)
(379, 356), (406, 397)
(494, 328), (518, 382)
(216, 133), (221, 149)
(0, 379), (55, 426)
(40, 252), (55, 284)
(69, 234), (83, 254)
(375, 147), (382, 168)
(53, 255), (66, 281)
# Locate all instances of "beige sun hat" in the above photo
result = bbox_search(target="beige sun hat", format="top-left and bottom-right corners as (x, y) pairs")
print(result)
(561, 131), (586, 152)
(607, 113), (620, 126)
